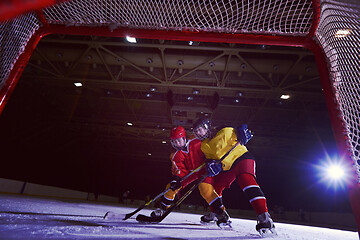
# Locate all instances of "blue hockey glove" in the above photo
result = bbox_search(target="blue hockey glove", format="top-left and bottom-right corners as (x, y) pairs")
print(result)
(169, 175), (182, 190)
(206, 160), (223, 177)
(237, 124), (253, 145)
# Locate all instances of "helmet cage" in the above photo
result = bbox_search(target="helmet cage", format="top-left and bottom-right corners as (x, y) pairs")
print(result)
(170, 137), (186, 150)
(193, 119), (211, 140)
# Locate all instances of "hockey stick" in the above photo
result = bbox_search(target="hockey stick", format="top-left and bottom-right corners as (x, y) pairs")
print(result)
(121, 163), (205, 220)
(136, 174), (208, 223)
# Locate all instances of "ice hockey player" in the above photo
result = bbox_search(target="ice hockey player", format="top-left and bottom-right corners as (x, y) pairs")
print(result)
(192, 117), (276, 236)
(151, 126), (223, 224)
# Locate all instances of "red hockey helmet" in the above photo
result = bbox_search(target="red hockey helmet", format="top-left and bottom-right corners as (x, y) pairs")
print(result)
(170, 126), (187, 150)
(170, 126), (186, 140)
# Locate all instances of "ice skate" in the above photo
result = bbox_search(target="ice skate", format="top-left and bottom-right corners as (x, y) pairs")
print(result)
(150, 208), (166, 218)
(256, 212), (277, 237)
(215, 211), (232, 230)
(200, 212), (217, 224)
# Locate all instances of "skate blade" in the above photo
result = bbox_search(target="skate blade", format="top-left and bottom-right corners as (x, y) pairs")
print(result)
(200, 220), (216, 225)
(258, 228), (277, 238)
(217, 221), (233, 230)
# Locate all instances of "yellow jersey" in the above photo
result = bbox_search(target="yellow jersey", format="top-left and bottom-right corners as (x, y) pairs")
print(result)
(201, 127), (248, 171)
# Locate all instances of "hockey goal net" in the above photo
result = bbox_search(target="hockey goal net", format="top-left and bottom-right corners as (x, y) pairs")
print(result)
(0, 0), (359, 232)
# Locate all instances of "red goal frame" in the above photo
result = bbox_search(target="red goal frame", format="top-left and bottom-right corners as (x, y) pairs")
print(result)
(0, 0), (359, 236)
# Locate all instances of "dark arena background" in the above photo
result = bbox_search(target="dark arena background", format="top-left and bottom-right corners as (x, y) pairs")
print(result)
(0, 0), (360, 238)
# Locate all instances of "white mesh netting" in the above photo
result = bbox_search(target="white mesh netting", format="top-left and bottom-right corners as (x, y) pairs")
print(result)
(42, 0), (313, 35)
(0, 13), (40, 88)
(0, 0), (313, 86)
(316, 0), (360, 182)
(0, 0), (314, 87)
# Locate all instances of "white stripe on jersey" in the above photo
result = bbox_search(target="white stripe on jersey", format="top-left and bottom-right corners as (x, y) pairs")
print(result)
(171, 150), (181, 175)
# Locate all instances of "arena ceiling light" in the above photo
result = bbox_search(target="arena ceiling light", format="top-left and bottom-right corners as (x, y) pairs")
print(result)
(74, 82), (82, 87)
(188, 41), (199, 46)
(125, 36), (137, 43)
(335, 29), (350, 38)
(192, 89), (200, 95)
(280, 94), (290, 100)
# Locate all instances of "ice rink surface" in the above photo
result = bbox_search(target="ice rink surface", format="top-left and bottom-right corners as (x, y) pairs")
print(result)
(0, 193), (357, 240)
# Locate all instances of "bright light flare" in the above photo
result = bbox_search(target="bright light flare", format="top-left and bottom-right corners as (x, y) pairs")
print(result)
(326, 164), (344, 180)
(314, 157), (351, 190)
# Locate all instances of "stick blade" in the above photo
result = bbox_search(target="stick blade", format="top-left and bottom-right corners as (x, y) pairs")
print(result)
(136, 214), (162, 223)
(103, 211), (126, 220)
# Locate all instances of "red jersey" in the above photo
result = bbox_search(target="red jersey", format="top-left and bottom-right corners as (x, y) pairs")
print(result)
(170, 138), (205, 178)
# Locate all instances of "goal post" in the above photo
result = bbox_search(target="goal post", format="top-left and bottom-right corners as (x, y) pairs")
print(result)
(0, 0), (68, 22)
(0, 0), (359, 235)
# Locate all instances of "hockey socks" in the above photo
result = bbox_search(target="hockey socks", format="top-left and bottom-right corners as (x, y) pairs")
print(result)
(238, 173), (268, 215)
(158, 195), (175, 210)
(209, 196), (225, 215)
